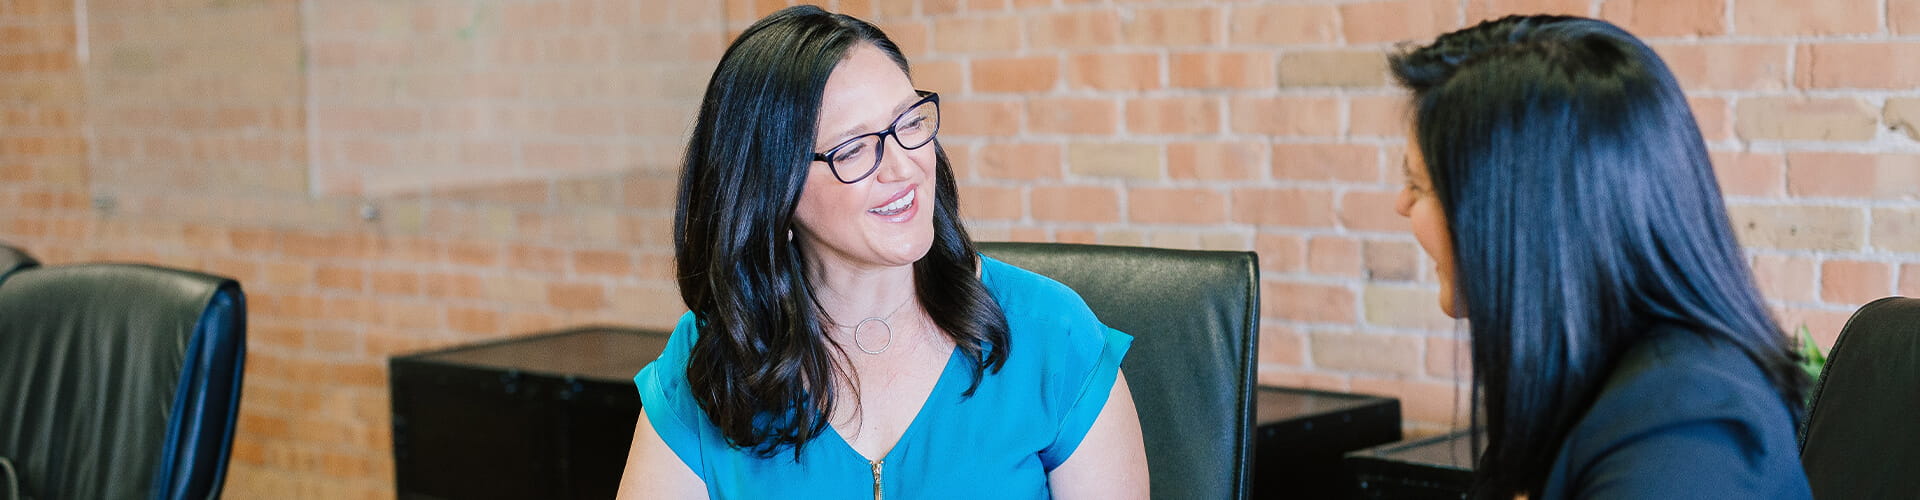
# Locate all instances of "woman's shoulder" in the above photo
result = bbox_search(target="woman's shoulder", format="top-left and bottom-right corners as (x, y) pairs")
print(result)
(1549, 326), (1809, 497)
(977, 254), (1101, 329)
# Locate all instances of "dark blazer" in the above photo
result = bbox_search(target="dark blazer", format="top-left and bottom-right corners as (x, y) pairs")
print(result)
(1541, 326), (1811, 499)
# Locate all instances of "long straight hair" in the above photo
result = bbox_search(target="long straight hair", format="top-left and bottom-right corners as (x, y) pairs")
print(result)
(672, 5), (1009, 458)
(1390, 16), (1808, 498)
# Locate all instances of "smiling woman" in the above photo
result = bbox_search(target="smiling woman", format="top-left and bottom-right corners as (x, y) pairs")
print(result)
(616, 6), (1147, 500)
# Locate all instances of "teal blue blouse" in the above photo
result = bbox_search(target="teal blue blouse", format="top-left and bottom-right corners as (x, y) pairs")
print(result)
(633, 256), (1133, 499)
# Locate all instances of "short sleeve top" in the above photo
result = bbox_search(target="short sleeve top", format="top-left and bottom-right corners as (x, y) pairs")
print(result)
(633, 255), (1133, 499)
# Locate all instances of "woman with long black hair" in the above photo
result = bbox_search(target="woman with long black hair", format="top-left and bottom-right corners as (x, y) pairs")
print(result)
(1391, 16), (1812, 499)
(616, 6), (1147, 499)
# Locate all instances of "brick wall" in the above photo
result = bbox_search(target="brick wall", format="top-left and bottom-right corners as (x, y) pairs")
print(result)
(3, 0), (1917, 497)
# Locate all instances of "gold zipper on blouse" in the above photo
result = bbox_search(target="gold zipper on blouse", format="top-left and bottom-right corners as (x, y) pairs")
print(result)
(871, 459), (884, 500)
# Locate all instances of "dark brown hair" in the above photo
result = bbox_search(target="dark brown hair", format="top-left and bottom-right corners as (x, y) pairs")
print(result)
(672, 5), (1009, 458)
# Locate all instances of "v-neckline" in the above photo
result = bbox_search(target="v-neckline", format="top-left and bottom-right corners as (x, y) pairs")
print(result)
(823, 346), (964, 464)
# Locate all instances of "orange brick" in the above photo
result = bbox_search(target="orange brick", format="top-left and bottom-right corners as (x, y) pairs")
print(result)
(1726, 205), (1866, 251)
(1122, 6), (1219, 46)
(1691, 97), (1733, 142)
(1467, 0), (1591, 22)
(1028, 10), (1120, 49)
(1799, 43), (1920, 89)
(1028, 97), (1118, 135)
(1900, 263), (1920, 296)
(971, 56), (1058, 94)
(976, 143), (1062, 181)
(1066, 52), (1161, 91)
(921, 0), (960, 16)
(1278, 50), (1388, 88)
(932, 16), (1023, 53)
(1228, 97), (1339, 137)
(1821, 260), (1893, 305)
(1337, 190), (1407, 233)
(1255, 233), (1305, 274)
(1259, 324), (1305, 366)
(1228, 4), (1338, 45)
(505, 244), (567, 273)
(958, 184), (1025, 221)
(1168, 141), (1265, 181)
(446, 306), (501, 335)
(1598, 0), (1725, 37)
(1734, 97), (1878, 142)
(913, 60), (964, 95)
(1125, 96), (1220, 135)
(1030, 185), (1120, 223)
(548, 282), (609, 311)
(1308, 236), (1363, 277)
(1272, 143), (1379, 183)
(1711, 151), (1786, 198)
(942, 99), (1022, 138)
(313, 265), (364, 291)
(1896, 0), (1920, 35)
(1786, 153), (1920, 198)
(883, 21), (929, 59)
(1426, 336), (1469, 378)
(1350, 95), (1410, 138)
(1230, 188), (1336, 228)
(1654, 43), (1789, 91)
(1169, 52), (1275, 90)
(1263, 279), (1356, 324)
(1128, 187), (1226, 224)
(368, 270), (420, 296)
(1343, 0), (1457, 45)
(573, 249), (633, 276)
(1735, 0), (1878, 35)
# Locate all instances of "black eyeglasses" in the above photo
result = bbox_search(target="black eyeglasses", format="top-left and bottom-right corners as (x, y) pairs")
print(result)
(813, 90), (941, 184)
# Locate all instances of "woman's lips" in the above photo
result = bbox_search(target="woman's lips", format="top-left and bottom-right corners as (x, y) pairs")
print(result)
(868, 185), (916, 216)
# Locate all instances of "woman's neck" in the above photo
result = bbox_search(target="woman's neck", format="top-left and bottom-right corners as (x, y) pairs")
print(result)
(808, 259), (920, 329)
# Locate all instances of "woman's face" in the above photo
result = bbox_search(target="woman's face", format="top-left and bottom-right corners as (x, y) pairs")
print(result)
(1396, 131), (1464, 318)
(791, 43), (938, 274)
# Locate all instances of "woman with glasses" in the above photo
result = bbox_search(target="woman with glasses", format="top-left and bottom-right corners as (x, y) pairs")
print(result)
(1390, 16), (1811, 499)
(617, 6), (1147, 499)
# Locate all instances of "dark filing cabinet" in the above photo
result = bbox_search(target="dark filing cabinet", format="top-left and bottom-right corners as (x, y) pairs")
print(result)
(1251, 386), (1403, 499)
(388, 327), (669, 500)
(1345, 430), (1478, 500)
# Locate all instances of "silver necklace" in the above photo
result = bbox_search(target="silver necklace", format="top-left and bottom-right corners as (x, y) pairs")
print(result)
(852, 297), (914, 355)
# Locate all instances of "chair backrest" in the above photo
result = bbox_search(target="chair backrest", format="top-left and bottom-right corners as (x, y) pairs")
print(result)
(978, 242), (1259, 500)
(0, 264), (247, 500)
(0, 244), (35, 285)
(1800, 296), (1920, 499)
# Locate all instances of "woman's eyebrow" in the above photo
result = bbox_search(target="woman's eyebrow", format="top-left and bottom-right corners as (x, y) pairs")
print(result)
(824, 94), (924, 145)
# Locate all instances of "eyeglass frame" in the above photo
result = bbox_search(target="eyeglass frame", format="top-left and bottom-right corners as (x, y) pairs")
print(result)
(811, 90), (941, 184)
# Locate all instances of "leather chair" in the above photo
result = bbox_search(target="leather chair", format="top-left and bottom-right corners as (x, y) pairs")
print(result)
(0, 264), (248, 500)
(978, 242), (1259, 500)
(1799, 296), (1920, 499)
(0, 244), (34, 285)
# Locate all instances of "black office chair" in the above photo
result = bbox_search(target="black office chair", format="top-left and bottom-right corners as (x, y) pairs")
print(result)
(978, 242), (1259, 500)
(1799, 296), (1920, 499)
(0, 243), (34, 285)
(0, 264), (248, 500)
